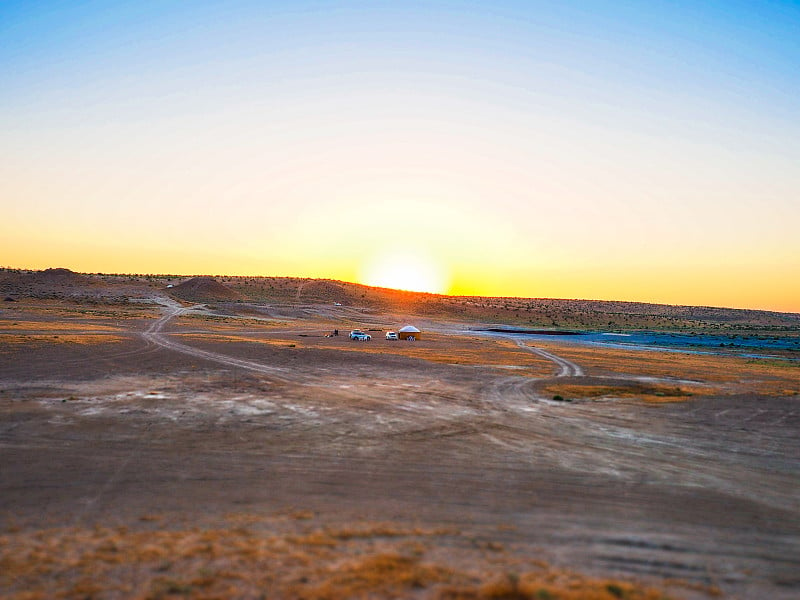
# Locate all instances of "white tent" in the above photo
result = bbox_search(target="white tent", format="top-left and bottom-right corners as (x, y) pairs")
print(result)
(398, 325), (421, 340)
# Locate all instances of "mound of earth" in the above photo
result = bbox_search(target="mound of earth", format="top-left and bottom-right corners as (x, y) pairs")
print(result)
(0, 268), (103, 299)
(2, 268), (94, 286)
(39, 268), (93, 284)
(296, 279), (349, 303)
(169, 277), (242, 302)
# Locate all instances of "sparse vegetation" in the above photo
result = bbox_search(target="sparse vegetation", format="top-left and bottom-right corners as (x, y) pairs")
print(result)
(4, 268), (799, 339)
(0, 520), (682, 600)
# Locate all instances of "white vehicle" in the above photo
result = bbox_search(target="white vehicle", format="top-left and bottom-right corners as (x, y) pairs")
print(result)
(385, 331), (399, 340)
(349, 329), (371, 341)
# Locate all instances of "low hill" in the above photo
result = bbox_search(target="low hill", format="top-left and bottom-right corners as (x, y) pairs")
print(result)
(295, 280), (350, 303)
(0, 268), (102, 300)
(168, 277), (242, 302)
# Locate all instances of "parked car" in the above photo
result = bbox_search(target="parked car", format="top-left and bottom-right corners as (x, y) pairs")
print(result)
(349, 329), (371, 341)
(385, 331), (399, 340)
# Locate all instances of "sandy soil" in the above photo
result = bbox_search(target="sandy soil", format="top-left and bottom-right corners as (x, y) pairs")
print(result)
(1, 293), (799, 599)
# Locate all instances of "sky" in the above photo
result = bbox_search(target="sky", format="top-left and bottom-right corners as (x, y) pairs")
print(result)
(2, 1), (799, 312)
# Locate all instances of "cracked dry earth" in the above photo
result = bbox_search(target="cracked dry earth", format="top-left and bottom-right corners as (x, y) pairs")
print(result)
(1, 299), (799, 599)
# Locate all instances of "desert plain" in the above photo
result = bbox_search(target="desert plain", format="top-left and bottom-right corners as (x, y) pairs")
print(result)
(1, 269), (799, 599)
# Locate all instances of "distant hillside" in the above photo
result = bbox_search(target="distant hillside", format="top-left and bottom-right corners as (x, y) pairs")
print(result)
(2, 268), (798, 333)
(0, 268), (103, 300)
(197, 275), (800, 332)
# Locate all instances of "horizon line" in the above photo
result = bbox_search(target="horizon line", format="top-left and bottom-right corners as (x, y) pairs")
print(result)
(2, 265), (798, 317)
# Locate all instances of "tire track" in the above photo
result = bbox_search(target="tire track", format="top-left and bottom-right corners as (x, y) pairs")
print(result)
(142, 302), (291, 382)
(513, 338), (584, 377)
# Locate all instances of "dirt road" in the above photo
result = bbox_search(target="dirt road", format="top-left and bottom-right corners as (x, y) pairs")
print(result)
(1, 300), (799, 599)
(513, 338), (584, 376)
(141, 300), (291, 380)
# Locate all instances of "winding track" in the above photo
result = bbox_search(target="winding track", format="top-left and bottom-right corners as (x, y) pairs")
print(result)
(513, 338), (584, 377)
(142, 301), (290, 381)
(144, 301), (587, 385)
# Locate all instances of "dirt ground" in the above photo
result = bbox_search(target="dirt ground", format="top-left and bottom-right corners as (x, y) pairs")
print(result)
(1, 296), (799, 599)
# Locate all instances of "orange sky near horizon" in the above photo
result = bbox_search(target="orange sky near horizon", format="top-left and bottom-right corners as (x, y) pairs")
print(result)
(4, 237), (799, 313)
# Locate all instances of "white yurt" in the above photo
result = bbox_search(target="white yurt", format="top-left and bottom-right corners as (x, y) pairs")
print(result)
(398, 325), (421, 340)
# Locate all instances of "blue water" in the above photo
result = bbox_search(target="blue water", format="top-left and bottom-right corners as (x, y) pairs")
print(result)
(484, 329), (800, 360)
(585, 331), (798, 352)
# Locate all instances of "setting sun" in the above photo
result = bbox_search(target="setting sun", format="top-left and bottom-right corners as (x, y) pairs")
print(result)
(360, 249), (448, 294)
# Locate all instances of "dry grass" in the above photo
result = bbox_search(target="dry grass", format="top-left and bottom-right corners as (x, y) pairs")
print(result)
(175, 314), (274, 330)
(317, 337), (553, 372)
(171, 332), (302, 348)
(175, 331), (555, 374)
(542, 382), (709, 404)
(342, 337), (554, 370)
(439, 571), (676, 599)
(0, 320), (123, 332)
(0, 519), (689, 600)
(0, 334), (126, 348)
(0, 299), (157, 321)
(299, 552), (455, 599)
(533, 341), (799, 395)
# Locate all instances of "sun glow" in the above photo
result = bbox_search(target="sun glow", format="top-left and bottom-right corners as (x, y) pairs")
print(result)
(360, 249), (448, 294)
